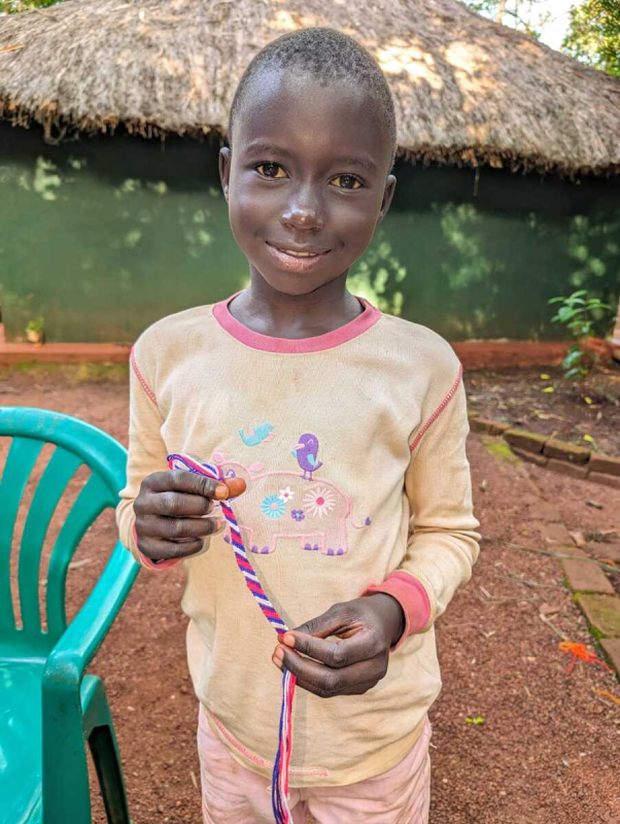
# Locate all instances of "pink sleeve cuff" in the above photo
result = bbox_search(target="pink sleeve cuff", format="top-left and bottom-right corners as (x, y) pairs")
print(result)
(132, 522), (181, 570)
(362, 571), (431, 650)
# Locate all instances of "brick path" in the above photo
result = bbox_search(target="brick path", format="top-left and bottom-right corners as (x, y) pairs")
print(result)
(471, 419), (620, 676)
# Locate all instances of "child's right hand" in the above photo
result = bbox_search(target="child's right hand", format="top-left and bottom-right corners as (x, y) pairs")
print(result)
(133, 470), (246, 561)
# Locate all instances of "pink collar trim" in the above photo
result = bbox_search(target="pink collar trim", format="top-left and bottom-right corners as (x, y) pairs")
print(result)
(212, 291), (382, 353)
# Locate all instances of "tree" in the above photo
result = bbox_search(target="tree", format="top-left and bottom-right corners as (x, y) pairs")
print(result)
(460, 0), (552, 39)
(0, 0), (58, 12)
(562, 0), (620, 77)
(461, 1), (620, 78)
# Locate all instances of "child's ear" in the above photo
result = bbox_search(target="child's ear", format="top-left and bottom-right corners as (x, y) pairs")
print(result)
(219, 146), (231, 202)
(377, 174), (397, 225)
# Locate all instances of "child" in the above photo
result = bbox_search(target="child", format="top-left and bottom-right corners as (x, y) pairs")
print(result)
(116, 27), (481, 824)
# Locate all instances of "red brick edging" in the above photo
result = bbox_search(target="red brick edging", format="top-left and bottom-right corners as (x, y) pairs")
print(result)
(0, 341), (131, 364)
(0, 336), (576, 368)
(469, 412), (620, 490)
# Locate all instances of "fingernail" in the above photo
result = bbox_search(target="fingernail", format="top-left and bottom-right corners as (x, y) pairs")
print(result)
(216, 518), (225, 531)
(273, 647), (284, 665)
(214, 484), (229, 500)
(281, 633), (295, 648)
(272, 654), (282, 669)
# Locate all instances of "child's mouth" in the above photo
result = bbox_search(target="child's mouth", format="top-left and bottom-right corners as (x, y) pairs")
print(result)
(265, 242), (330, 273)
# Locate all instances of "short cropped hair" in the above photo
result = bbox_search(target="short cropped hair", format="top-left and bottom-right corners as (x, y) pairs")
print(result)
(227, 27), (397, 173)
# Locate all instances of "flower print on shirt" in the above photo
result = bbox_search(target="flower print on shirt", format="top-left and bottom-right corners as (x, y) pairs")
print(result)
(261, 494), (286, 519)
(303, 486), (336, 519)
(279, 486), (295, 503)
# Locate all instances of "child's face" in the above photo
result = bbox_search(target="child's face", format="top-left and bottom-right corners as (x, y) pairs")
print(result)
(219, 70), (396, 296)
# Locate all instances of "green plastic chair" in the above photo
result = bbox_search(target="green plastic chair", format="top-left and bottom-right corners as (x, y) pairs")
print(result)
(0, 406), (140, 824)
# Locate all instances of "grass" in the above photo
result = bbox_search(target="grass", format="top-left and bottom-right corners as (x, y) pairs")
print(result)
(481, 435), (521, 464)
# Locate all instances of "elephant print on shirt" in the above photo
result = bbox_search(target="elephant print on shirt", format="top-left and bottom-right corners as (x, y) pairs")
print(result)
(216, 457), (371, 556)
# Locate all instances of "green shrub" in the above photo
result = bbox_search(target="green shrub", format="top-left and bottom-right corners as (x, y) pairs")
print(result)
(548, 290), (613, 380)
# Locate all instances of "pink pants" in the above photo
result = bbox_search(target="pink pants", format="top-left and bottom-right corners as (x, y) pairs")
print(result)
(197, 704), (432, 823)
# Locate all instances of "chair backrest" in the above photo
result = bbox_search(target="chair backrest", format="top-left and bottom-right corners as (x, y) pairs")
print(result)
(0, 407), (128, 655)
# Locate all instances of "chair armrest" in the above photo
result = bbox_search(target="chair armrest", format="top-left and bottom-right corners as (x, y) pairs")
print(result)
(42, 541), (140, 690)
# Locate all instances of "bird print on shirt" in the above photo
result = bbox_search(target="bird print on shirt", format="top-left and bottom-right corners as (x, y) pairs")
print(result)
(239, 422), (275, 447)
(291, 433), (323, 481)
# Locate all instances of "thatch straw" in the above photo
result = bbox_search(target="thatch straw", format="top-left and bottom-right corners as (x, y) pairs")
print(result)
(1, 0), (619, 175)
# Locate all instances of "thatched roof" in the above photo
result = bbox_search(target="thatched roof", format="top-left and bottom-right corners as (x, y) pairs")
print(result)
(1, 0), (619, 176)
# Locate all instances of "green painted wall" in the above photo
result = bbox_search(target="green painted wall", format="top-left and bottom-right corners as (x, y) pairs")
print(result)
(1, 122), (618, 343)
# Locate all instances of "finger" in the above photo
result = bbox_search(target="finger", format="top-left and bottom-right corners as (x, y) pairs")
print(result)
(145, 470), (231, 500)
(139, 512), (224, 541)
(137, 535), (207, 561)
(285, 602), (353, 643)
(273, 647), (384, 698)
(222, 477), (247, 499)
(149, 491), (214, 517)
(281, 627), (382, 668)
(293, 674), (379, 698)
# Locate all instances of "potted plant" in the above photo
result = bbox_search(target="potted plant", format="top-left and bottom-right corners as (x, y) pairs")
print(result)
(25, 316), (45, 344)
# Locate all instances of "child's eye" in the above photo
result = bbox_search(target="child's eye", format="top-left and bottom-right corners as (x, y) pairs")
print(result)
(254, 164), (362, 189)
(255, 162), (287, 179)
(331, 174), (363, 190)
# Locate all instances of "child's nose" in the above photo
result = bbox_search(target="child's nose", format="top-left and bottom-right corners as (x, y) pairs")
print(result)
(281, 191), (325, 231)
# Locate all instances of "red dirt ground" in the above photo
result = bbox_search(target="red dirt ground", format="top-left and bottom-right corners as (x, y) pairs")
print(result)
(468, 362), (620, 457)
(2, 367), (619, 824)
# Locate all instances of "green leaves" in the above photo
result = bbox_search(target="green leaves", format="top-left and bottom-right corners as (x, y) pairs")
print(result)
(548, 290), (611, 333)
(548, 290), (615, 381)
(548, 290), (613, 340)
(459, 0), (551, 39)
(463, 0), (620, 78)
(0, 0), (60, 12)
(562, 0), (620, 78)
(562, 347), (585, 370)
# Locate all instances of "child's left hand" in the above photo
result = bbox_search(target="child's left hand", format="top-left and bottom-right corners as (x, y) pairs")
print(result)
(271, 595), (405, 698)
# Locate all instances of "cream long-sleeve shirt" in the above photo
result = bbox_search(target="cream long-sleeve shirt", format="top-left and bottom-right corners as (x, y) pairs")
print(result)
(116, 291), (481, 787)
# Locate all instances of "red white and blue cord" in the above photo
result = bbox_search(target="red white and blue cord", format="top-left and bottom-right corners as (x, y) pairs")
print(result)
(167, 453), (296, 824)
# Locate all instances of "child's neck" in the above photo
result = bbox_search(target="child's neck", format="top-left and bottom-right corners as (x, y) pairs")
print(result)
(228, 275), (364, 340)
